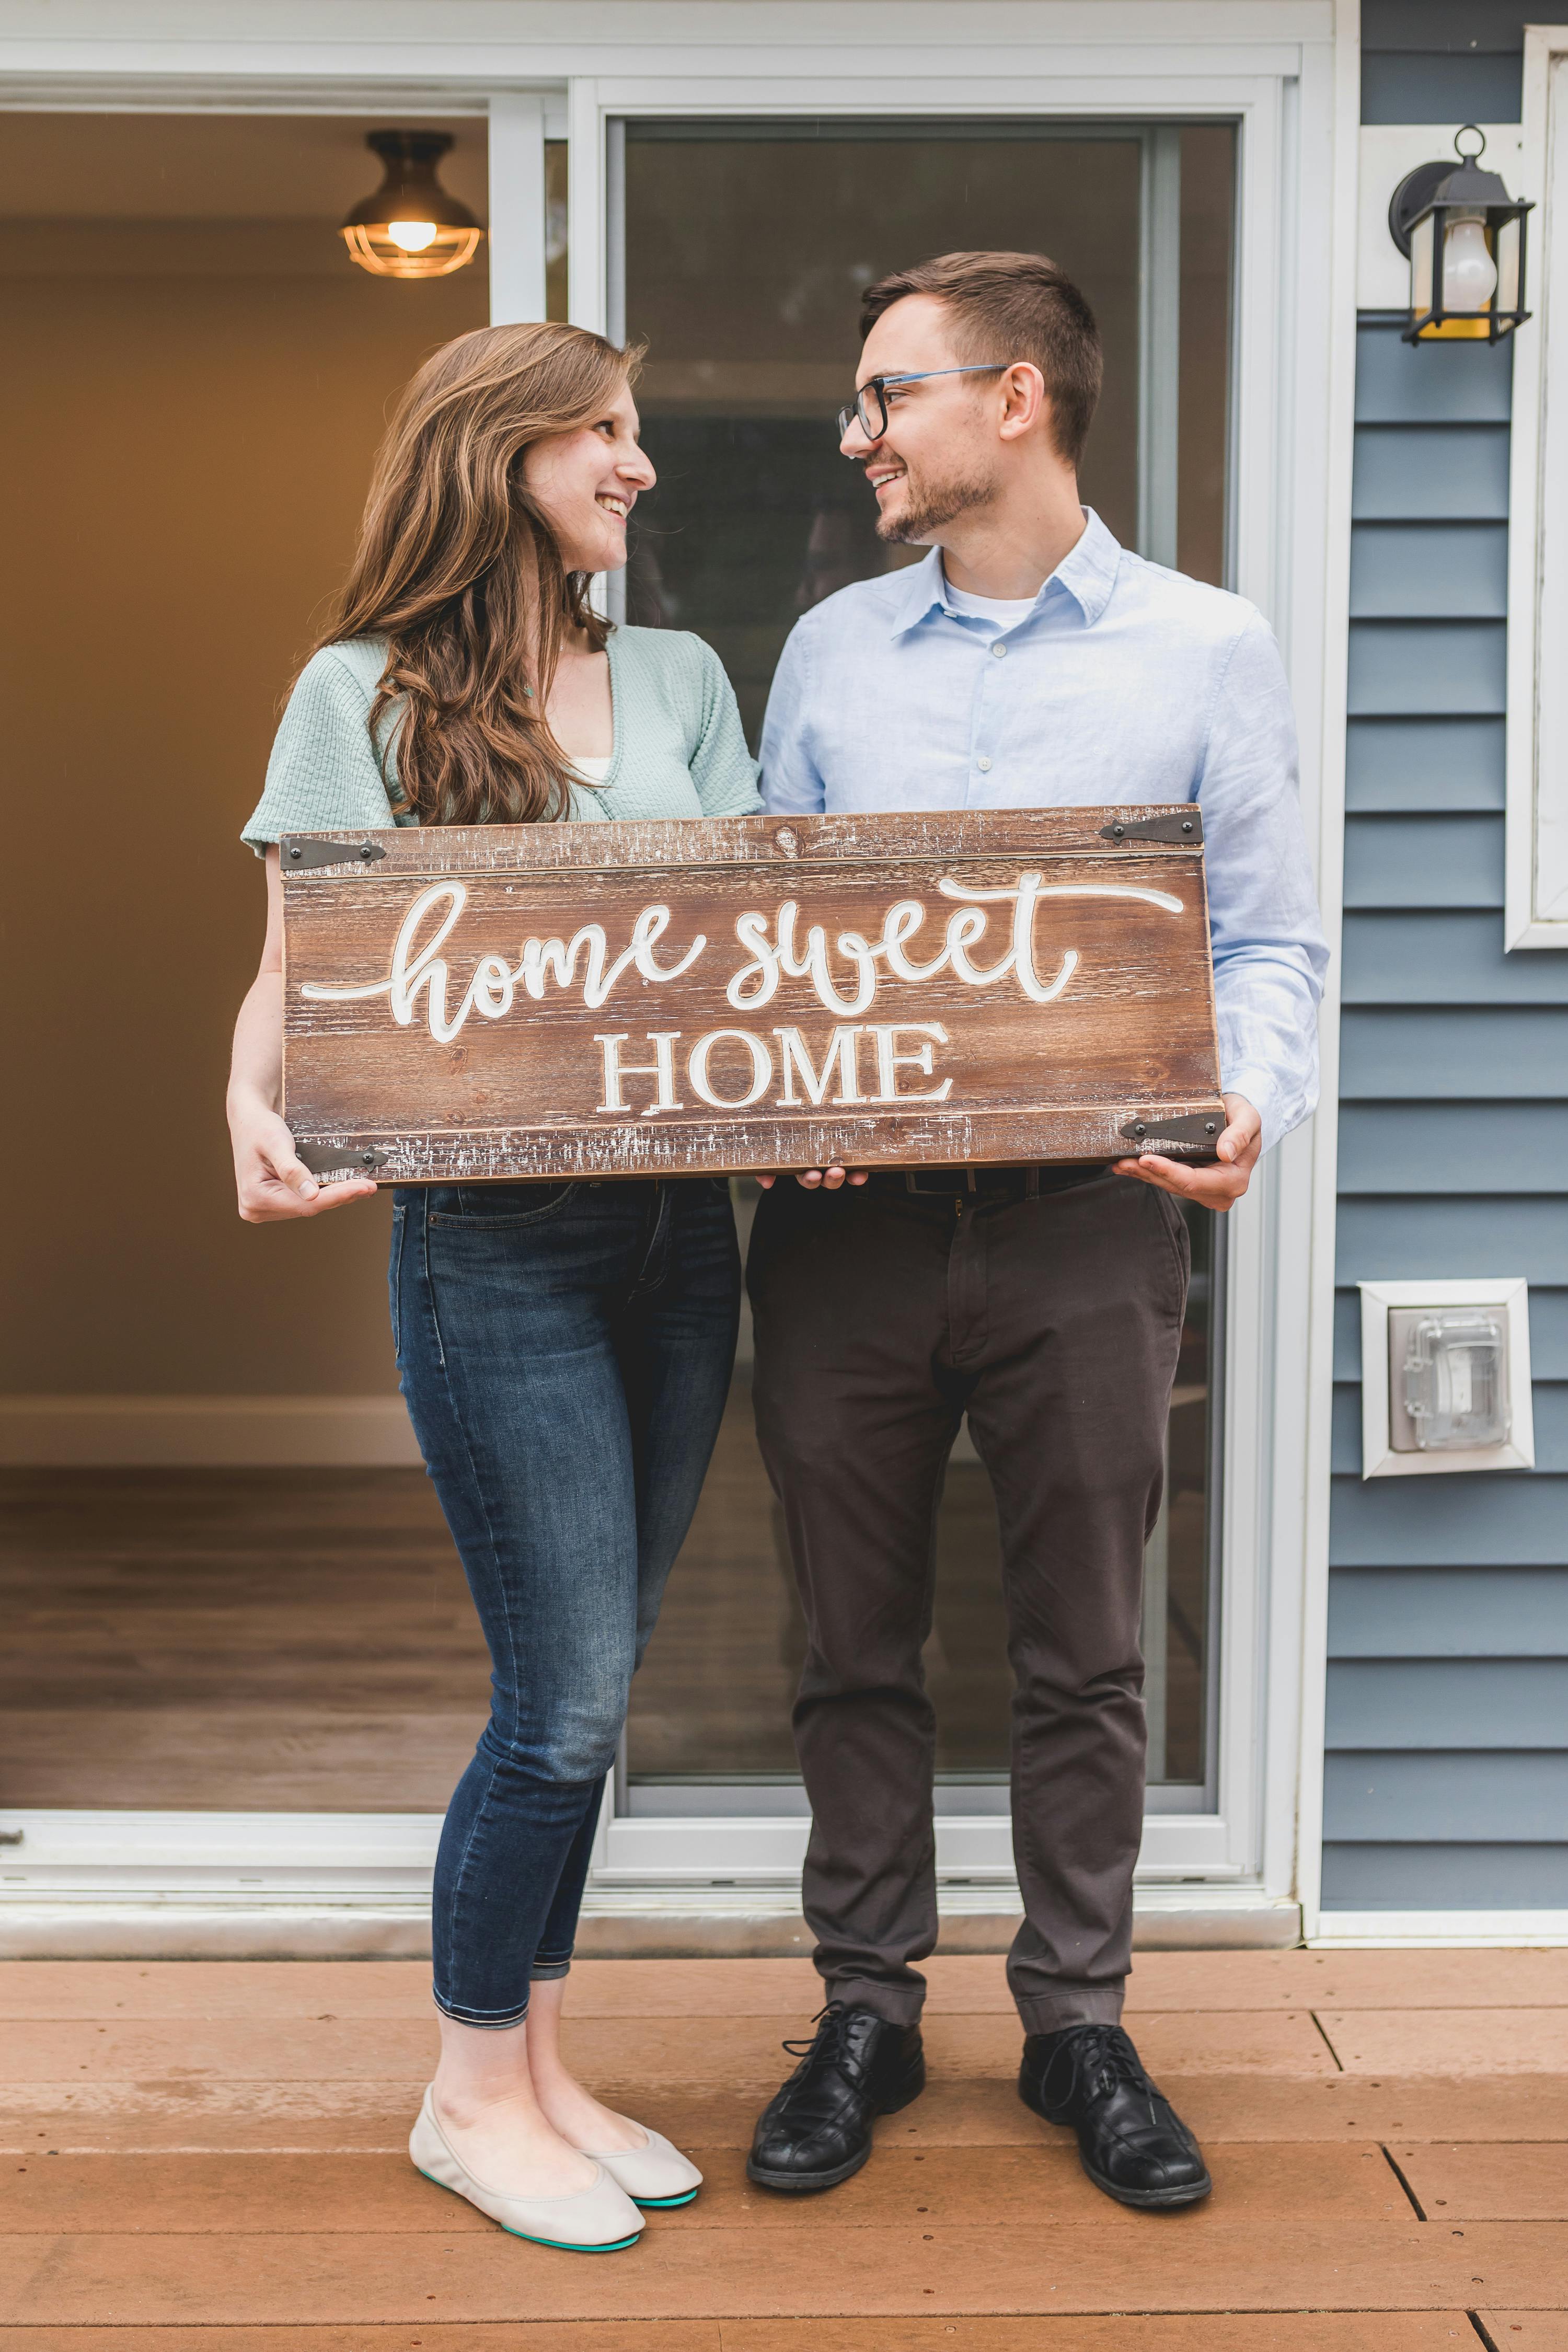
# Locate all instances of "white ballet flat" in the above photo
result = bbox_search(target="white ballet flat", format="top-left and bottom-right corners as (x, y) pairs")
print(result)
(409, 2087), (645, 2252)
(588, 2124), (704, 2208)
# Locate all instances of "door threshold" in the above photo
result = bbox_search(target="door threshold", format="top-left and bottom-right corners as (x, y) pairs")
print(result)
(0, 1886), (1300, 1959)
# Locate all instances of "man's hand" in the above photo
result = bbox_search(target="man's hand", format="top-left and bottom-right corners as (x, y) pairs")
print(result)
(756, 1166), (869, 1192)
(1111, 1093), (1261, 1212)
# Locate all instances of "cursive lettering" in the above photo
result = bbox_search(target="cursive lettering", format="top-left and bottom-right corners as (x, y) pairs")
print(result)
(301, 883), (706, 1044)
(725, 876), (1179, 1020)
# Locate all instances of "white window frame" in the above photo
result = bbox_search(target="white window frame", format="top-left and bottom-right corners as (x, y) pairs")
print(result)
(0, 1), (1356, 1953)
(1505, 25), (1568, 949)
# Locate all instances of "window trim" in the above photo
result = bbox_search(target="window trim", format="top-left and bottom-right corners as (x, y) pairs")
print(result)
(1505, 25), (1568, 948)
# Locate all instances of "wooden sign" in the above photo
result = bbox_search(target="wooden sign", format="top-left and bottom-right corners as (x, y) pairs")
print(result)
(280, 806), (1225, 1181)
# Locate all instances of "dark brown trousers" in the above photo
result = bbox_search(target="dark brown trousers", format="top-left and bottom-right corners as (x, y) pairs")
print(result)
(747, 1168), (1189, 2034)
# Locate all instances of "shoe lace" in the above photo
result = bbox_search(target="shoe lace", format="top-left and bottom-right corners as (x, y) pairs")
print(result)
(1065, 2023), (1149, 2102)
(780, 2000), (857, 2065)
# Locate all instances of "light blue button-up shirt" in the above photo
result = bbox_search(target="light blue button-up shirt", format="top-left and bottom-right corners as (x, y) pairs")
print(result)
(759, 509), (1328, 1148)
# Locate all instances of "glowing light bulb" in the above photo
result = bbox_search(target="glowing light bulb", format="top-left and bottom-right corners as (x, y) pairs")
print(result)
(1442, 213), (1497, 314)
(386, 220), (440, 253)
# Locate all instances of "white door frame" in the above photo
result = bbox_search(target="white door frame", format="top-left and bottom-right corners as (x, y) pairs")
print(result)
(0, 0), (1356, 1952)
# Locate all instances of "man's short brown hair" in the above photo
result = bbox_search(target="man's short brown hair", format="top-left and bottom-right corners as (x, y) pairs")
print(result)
(859, 250), (1103, 469)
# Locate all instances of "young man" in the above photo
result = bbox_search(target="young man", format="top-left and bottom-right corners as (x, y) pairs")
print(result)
(746, 251), (1327, 2210)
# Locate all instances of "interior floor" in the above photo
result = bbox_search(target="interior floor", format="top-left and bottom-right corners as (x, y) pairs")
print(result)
(0, 1393), (1202, 1813)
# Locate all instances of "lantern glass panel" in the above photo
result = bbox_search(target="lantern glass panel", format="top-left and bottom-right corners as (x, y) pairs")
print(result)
(1410, 209), (1434, 319)
(1496, 213), (1521, 315)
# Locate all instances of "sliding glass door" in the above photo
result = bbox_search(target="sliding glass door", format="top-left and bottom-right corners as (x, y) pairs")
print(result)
(607, 116), (1238, 1842)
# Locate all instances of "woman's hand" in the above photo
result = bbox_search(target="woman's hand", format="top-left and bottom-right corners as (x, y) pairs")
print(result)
(227, 846), (379, 1224)
(229, 1089), (378, 1223)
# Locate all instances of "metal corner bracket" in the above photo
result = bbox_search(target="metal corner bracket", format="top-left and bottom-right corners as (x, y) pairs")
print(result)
(1119, 1111), (1223, 1154)
(281, 836), (388, 872)
(1099, 811), (1204, 846)
(292, 1139), (390, 1177)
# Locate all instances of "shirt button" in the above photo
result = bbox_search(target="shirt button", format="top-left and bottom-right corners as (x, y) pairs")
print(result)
(991, 641), (1008, 658)
(977, 755), (993, 772)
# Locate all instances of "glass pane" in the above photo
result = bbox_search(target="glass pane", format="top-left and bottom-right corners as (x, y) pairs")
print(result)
(621, 119), (1235, 743)
(621, 120), (1234, 1802)
(628, 1185), (1217, 1793)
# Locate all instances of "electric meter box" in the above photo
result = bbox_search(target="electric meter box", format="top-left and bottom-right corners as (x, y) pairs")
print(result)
(1388, 1305), (1511, 1453)
(1358, 1278), (1536, 1479)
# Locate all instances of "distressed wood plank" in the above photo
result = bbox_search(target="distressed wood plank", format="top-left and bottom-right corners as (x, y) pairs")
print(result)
(0, 2331), (719, 2351)
(0, 2320), (1490, 2351)
(0, 2010), (1333, 2089)
(0, 2145), (1409, 2236)
(9, 2074), (1568, 2154)
(282, 808), (1221, 1180)
(1393, 2145), (1568, 2220)
(4, 2219), (1564, 2324)
(3, 1950), (1561, 2023)
(1318, 2011), (1568, 2077)
(720, 2327), (1500, 2352)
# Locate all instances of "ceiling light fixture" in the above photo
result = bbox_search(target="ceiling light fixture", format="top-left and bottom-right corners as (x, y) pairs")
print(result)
(340, 131), (485, 280)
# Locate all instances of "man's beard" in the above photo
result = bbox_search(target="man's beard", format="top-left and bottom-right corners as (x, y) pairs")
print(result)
(873, 461), (999, 544)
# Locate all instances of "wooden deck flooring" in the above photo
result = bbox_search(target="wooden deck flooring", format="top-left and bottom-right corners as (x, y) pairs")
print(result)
(2, 1948), (1565, 2345)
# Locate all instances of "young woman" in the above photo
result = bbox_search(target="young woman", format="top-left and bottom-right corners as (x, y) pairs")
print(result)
(227, 322), (760, 2253)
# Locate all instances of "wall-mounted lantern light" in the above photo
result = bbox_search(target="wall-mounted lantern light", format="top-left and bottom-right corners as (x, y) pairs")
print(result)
(1388, 125), (1532, 344)
(340, 131), (485, 280)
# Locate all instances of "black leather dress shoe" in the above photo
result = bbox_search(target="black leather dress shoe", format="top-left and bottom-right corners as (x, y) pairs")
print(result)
(747, 2001), (926, 2192)
(1019, 2022), (1212, 2209)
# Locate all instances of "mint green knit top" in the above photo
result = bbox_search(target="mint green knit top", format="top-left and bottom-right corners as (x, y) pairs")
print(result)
(241, 626), (761, 851)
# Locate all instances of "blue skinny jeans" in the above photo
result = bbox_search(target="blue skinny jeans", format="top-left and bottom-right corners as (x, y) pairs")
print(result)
(390, 1175), (740, 2026)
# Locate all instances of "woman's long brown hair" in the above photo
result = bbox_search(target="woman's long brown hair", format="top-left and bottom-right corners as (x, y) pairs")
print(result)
(310, 321), (639, 827)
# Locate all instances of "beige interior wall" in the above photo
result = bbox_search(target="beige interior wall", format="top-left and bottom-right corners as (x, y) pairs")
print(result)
(0, 117), (489, 1397)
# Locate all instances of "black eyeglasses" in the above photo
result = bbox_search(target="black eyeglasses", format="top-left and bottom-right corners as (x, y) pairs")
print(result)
(837, 364), (1010, 445)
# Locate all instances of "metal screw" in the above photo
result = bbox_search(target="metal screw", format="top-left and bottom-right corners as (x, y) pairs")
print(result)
(1205, 1120), (1217, 1135)
(1182, 820), (1194, 834)
(1111, 823), (1126, 839)
(1133, 1121), (1147, 1137)
(287, 845), (303, 861)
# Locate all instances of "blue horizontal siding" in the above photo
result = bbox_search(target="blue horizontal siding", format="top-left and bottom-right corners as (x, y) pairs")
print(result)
(1321, 1844), (1568, 1911)
(1333, 1286), (1568, 1379)
(1330, 1474), (1568, 1566)
(1352, 426), (1511, 522)
(1342, 814), (1503, 907)
(1329, 305), (1558, 1908)
(1354, 323), (1514, 426)
(1324, 1752), (1568, 1841)
(1345, 718), (1504, 811)
(1327, 1659), (1568, 1745)
(1329, 1566), (1568, 1656)
(1330, 1383), (1568, 1474)
(1338, 1102), (1568, 1191)
(1347, 622), (1507, 717)
(1340, 1009), (1568, 1098)
(1336, 1198), (1568, 1285)
(1342, 913), (1568, 1003)
(1349, 525), (1508, 619)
